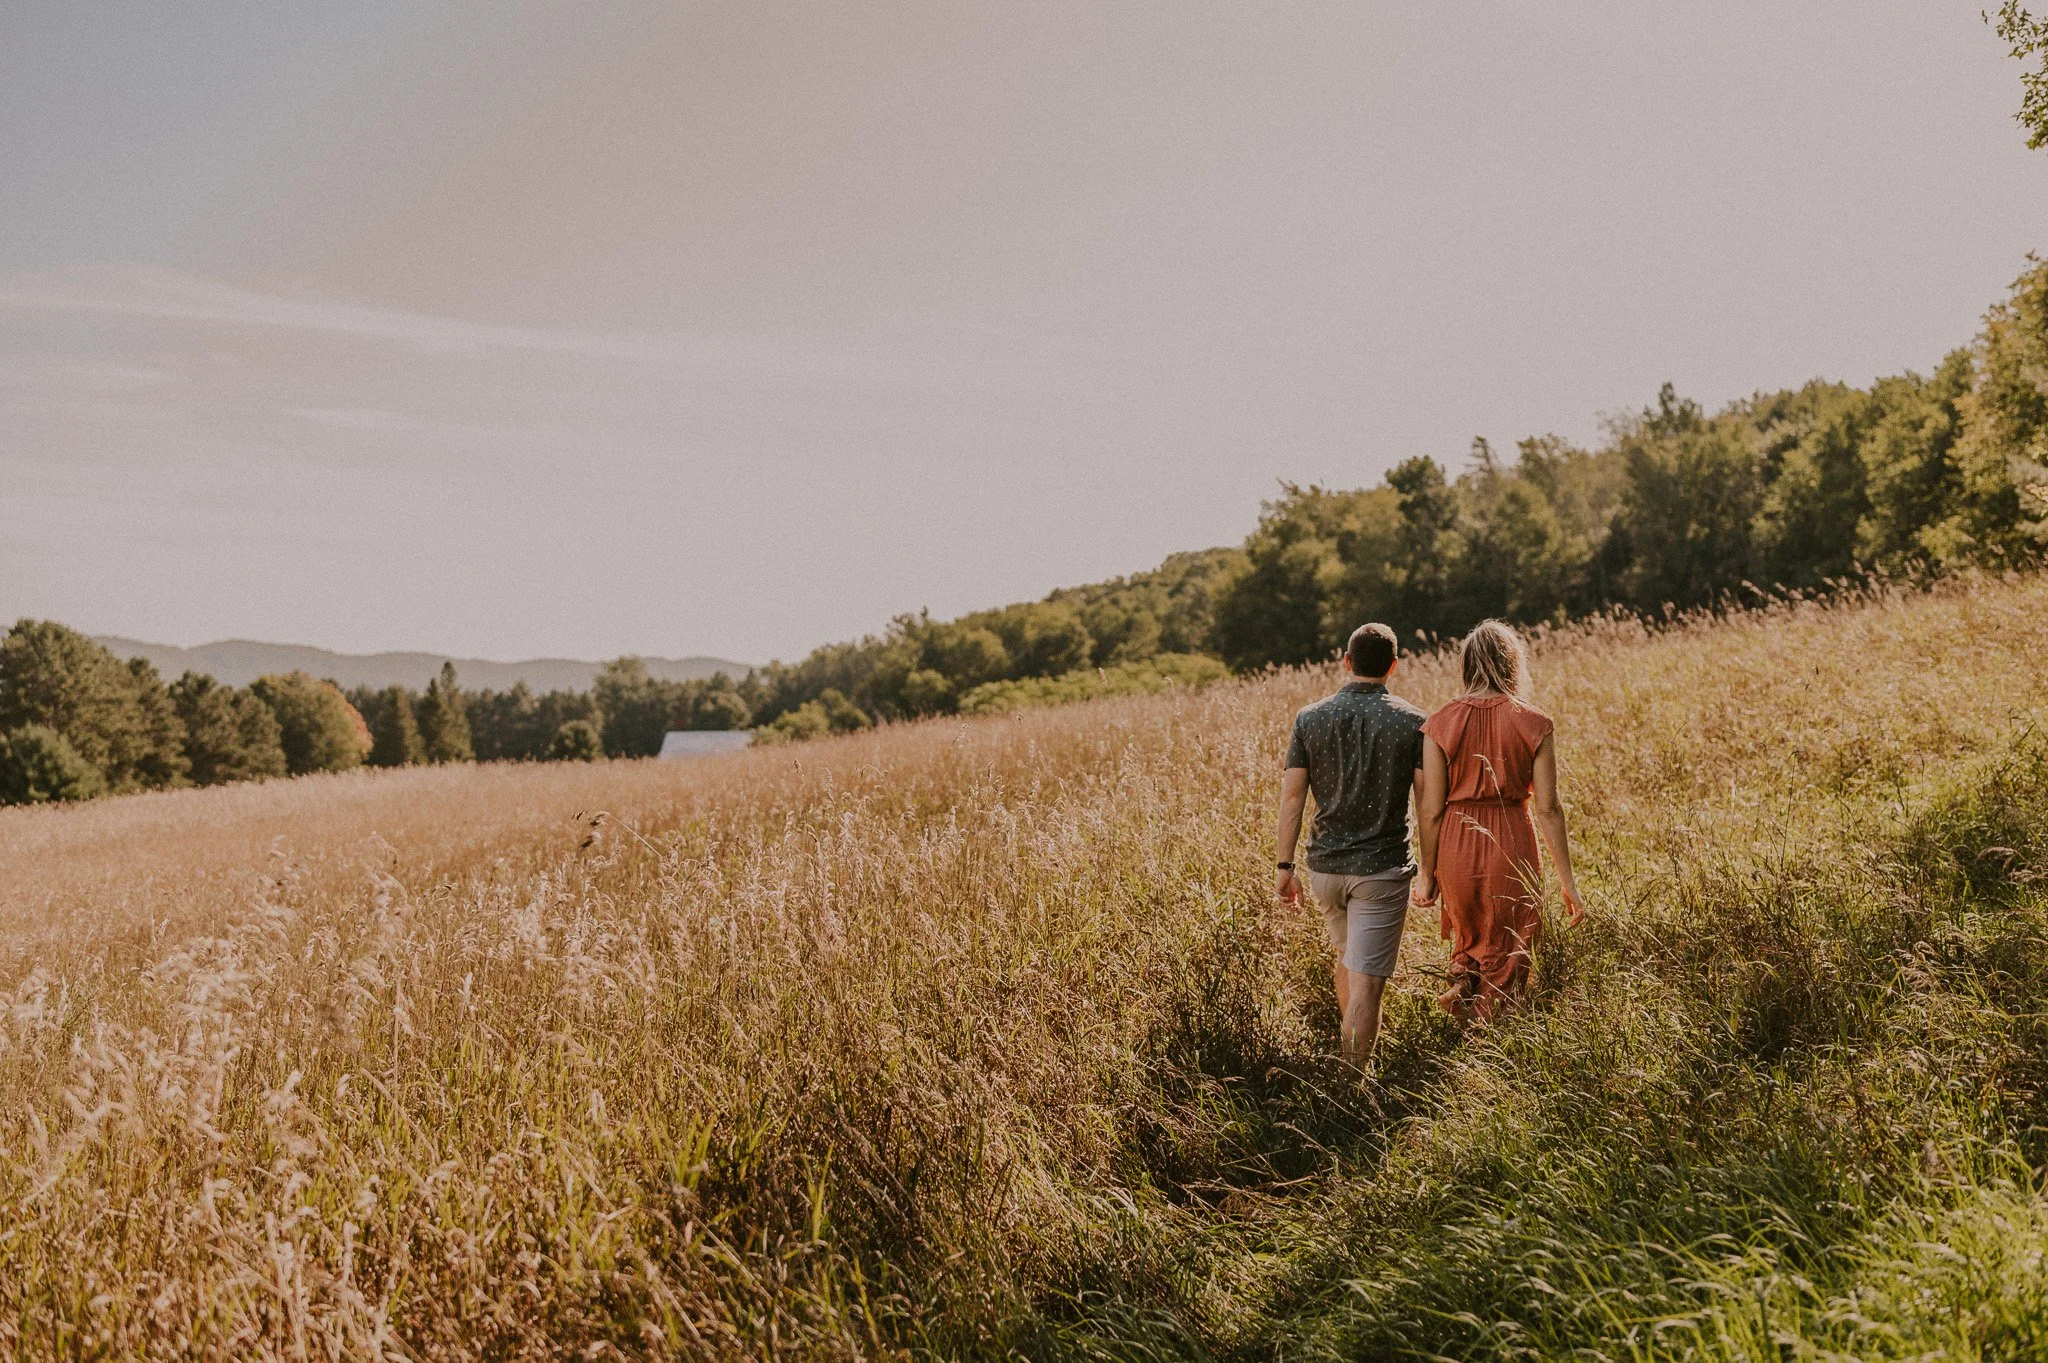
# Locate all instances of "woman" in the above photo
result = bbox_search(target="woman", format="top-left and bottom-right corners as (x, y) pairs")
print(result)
(1414, 620), (1583, 1019)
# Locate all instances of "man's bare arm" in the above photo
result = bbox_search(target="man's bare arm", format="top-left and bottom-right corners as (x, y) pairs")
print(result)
(1276, 766), (1309, 904)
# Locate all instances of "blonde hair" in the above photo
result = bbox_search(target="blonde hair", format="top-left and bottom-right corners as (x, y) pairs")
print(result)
(1460, 619), (1529, 697)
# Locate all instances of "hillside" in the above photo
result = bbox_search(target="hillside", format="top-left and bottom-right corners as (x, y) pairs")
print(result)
(743, 257), (2048, 735)
(92, 635), (754, 692)
(3, 574), (2047, 1357)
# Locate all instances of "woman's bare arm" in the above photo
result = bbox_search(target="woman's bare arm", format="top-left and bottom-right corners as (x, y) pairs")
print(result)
(1413, 738), (1447, 906)
(1530, 733), (1584, 924)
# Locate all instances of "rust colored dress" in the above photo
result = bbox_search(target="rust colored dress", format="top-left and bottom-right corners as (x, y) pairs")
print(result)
(1423, 694), (1555, 1017)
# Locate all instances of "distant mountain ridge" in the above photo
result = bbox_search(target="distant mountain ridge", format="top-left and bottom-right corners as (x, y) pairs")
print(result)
(94, 636), (754, 693)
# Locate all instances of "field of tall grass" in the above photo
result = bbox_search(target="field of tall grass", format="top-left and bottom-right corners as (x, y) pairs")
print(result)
(2, 574), (2046, 1360)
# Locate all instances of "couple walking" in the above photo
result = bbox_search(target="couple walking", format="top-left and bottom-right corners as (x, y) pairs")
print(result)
(1275, 620), (1583, 1065)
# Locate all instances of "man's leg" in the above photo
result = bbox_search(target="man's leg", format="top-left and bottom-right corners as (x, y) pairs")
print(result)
(1311, 872), (1353, 1025)
(1340, 872), (1410, 1067)
(1340, 970), (1389, 1066)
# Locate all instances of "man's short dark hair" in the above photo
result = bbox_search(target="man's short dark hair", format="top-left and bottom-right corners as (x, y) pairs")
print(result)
(1345, 623), (1398, 677)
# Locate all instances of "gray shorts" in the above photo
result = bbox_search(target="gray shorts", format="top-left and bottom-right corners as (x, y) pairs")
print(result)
(1309, 868), (1412, 978)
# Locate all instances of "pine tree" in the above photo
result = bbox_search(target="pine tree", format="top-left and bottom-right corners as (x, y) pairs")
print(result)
(171, 671), (290, 785)
(171, 672), (255, 786)
(124, 658), (190, 790)
(231, 689), (289, 779)
(367, 686), (426, 767)
(0, 620), (168, 792)
(417, 662), (473, 764)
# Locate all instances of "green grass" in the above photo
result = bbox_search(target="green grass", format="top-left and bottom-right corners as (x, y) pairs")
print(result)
(1047, 729), (2048, 1361)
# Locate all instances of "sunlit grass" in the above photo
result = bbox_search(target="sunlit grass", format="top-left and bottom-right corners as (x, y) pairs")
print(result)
(1, 574), (2045, 1358)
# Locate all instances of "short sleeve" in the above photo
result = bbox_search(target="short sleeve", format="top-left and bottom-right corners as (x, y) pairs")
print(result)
(1421, 703), (1459, 756)
(1284, 716), (1309, 770)
(1517, 703), (1555, 747)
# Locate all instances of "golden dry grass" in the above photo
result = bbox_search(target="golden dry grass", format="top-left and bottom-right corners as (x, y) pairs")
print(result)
(2, 575), (2046, 1358)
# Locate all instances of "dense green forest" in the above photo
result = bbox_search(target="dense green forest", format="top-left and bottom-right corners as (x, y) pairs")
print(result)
(3, 256), (2043, 805)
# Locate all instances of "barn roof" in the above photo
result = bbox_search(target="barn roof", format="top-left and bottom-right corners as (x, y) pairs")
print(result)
(658, 730), (755, 758)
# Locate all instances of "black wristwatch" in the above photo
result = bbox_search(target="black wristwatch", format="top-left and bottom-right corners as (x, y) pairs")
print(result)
(1276, 861), (1295, 871)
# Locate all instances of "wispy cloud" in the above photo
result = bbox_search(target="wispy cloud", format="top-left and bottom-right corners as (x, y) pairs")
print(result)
(0, 263), (1007, 381)
(0, 263), (1193, 665)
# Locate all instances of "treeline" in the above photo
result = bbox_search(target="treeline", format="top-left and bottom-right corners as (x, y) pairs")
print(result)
(0, 620), (372, 805)
(344, 658), (755, 767)
(745, 548), (1245, 732)
(755, 256), (2048, 706)
(1211, 258), (2045, 666)
(0, 621), (763, 806)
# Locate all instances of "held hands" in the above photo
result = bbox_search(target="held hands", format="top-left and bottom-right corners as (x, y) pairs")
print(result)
(1407, 872), (1582, 923)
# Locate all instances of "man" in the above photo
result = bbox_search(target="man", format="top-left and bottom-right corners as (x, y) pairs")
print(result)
(1275, 622), (1428, 1068)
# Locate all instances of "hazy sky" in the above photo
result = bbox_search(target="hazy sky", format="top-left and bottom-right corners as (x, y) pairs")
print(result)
(3, 2), (2044, 664)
